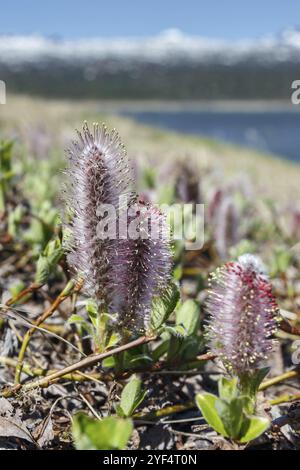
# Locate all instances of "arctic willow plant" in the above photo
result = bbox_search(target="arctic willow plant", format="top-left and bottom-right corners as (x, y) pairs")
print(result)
(63, 123), (172, 342)
(196, 254), (279, 443)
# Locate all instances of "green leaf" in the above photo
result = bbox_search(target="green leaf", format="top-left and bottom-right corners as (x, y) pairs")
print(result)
(34, 257), (51, 284)
(173, 265), (183, 281)
(72, 414), (133, 450)
(8, 280), (26, 299)
(102, 356), (115, 369)
(176, 300), (199, 336)
(68, 314), (86, 324)
(250, 367), (270, 395)
(85, 300), (99, 329)
(142, 166), (156, 189)
(165, 300), (201, 363)
(126, 354), (152, 366)
(119, 375), (147, 417)
(218, 377), (238, 402)
(106, 332), (120, 349)
(166, 334), (184, 362)
(24, 202), (58, 248)
(0, 140), (13, 174)
(239, 416), (270, 443)
(0, 140), (14, 212)
(115, 404), (125, 418)
(175, 335), (200, 360)
(34, 238), (63, 284)
(7, 205), (25, 238)
(158, 183), (175, 205)
(152, 337), (170, 362)
(239, 396), (256, 416)
(150, 283), (180, 331)
(215, 397), (244, 440)
(68, 314), (94, 337)
(229, 239), (256, 259)
(195, 393), (228, 437)
(164, 324), (187, 338)
(276, 250), (292, 273)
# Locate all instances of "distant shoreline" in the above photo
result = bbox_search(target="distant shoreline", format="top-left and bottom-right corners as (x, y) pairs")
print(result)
(97, 99), (300, 113)
(114, 100), (300, 163)
(104, 99), (300, 113)
(6, 94), (300, 113)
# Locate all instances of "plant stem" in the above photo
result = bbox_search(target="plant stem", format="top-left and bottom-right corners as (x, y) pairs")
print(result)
(133, 400), (195, 421)
(279, 318), (300, 337)
(270, 393), (300, 406)
(5, 282), (43, 307)
(0, 356), (107, 382)
(1, 334), (156, 397)
(134, 388), (300, 423)
(259, 370), (299, 391)
(14, 279), (82, 384)
(134, 390), (300, 423)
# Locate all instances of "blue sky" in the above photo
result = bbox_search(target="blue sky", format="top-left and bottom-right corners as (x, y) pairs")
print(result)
(1, 0), (300, 40)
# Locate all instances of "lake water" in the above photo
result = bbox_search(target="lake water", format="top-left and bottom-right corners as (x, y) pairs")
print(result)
(121, 109), (300, 163)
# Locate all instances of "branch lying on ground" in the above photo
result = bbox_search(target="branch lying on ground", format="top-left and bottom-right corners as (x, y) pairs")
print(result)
(0, 352), (214, 387)
(1, 335), (156, 397)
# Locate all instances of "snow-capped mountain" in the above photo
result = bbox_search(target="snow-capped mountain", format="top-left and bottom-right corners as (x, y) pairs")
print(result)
(1, 28), (300, 65)
(1, 29), (299, 99)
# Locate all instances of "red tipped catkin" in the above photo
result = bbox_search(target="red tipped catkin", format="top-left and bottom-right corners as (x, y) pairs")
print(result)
(206, 254), (279, 374)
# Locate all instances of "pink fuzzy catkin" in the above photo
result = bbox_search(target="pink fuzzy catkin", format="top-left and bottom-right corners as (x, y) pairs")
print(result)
(112, 199), (172, 330)
(206, 254), (279, 374)
(63, 122), (134, 311)
(63, 123), (172, 330)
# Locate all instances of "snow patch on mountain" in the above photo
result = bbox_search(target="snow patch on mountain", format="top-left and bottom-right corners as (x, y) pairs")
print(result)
(1, 28), (300, 65)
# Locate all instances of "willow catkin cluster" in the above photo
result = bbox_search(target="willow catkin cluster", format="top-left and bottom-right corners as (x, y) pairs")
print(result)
(63, 123), (172, 330)
(205, 254), (279, 374)
(112, 199), (172, 330)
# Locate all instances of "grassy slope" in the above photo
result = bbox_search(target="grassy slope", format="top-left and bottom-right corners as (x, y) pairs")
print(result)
(1, 94), (300, 205)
